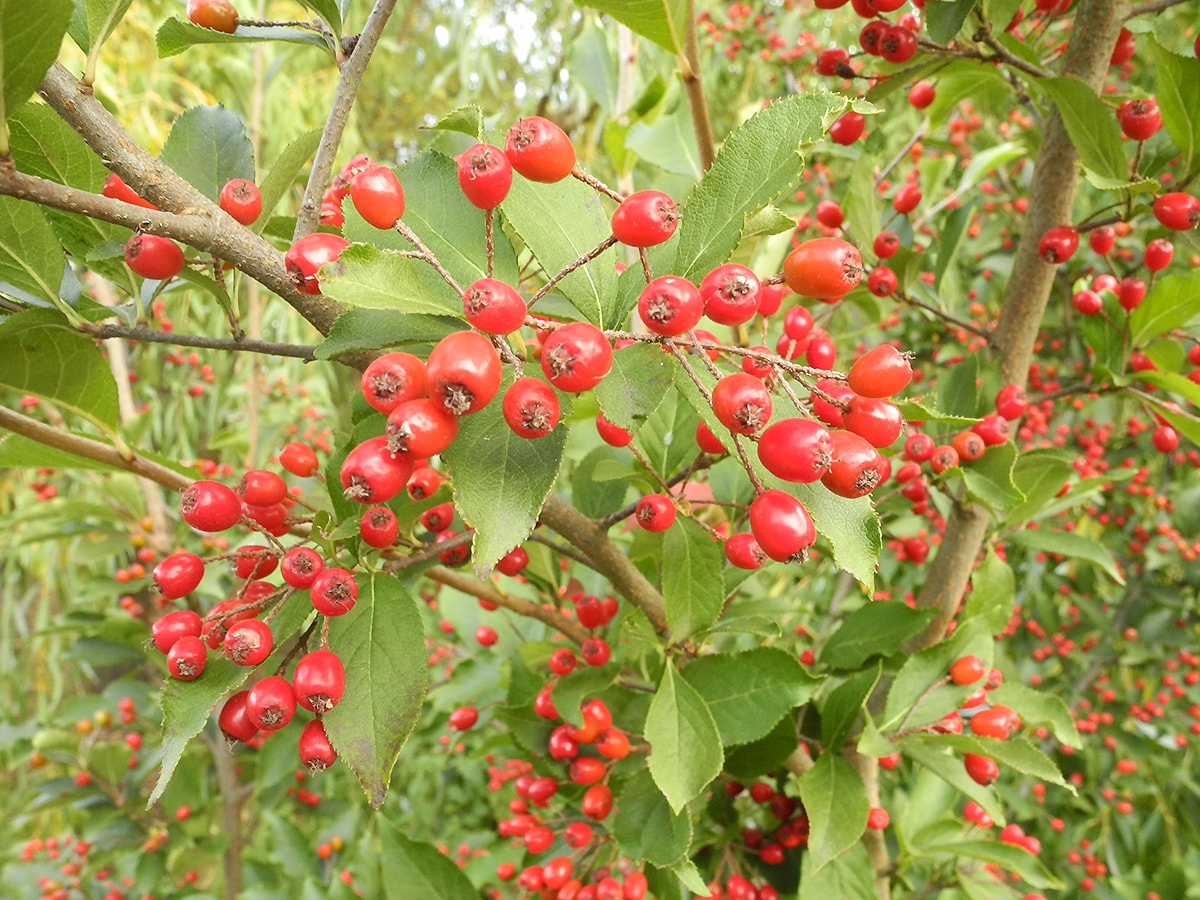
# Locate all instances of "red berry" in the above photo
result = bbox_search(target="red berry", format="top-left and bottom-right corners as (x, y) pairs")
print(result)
(280, 546), (324, 589)
(457, 143), (513, 209)
(284, 233), (349, 295)
(950, 654), (986, 685)
(815, 200), (844, 228)
(908, 81), (936, 109)
(541, 322), (613, 393)
(151, 609), (203, 654)
(849, 345), (912, 398)
(700, 264), (761, 326)
(635, 493), (677, 532)
(218, 690), (257, 742)
(867, 807), (890, 830)
(580, 637), (611, 667)
(1037, 225), (1079, 264)
(844, 396), (904, 448)
(749, 490), (815, 563)
(426, 330), (503, 415)
(223, 619), (273, 666)
(359, 505), (399, 548)
(611, 190), (680, 248)
(725, 532), (766, 569)
(596, 412), (634, 447)
(309, 567), (359, 617)
(219, 178), (262, 225)
(153, 552), (205, 599)
(245, 675), (296, 731)
(1153, 192), (1200, 231)
(360, 352), (426, 415)
(186, 0), (238, 32)
(102, 173), (157, 209)
(1144, 238), (1174, 272)
(349, 165), (405, 229)
(783, 238), (863, 298)
(167, 635), (207, 680)
(386, 398), (459, 458)
(822, 429), (888, 498)
(502, 377), (561, 439)
(449, 706), (479, 731)
(463, 278), (527, 334)
(496, 545), (530, 576)
(711, 372), (773, 435)
(581, 783), (614, 820)
(180, 480), (242, 532)
(969, 705), (1020, 740)
(340, 435), (413, 504)
(124, 234), (185, 280)
(293, 649), (346, 713)
(828, 110), (865, 145)
(1117, 98), (1161, 141)
(757, 418), (833, 483)
(964, 753), (999, 786)
(505, 116), (576, 183)
(298, 719), (337, 772)
(638, 275), (704, 336)
(279, 441), (320, 477)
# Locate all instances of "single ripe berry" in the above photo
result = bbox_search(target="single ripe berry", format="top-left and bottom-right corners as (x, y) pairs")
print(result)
(279, 441), (320, 477)
(457, 143), (513, 209)
(725, 532), (766, 570)
(505, 117), (576, 182)
(757, 418), (833, 483)
(386, 399), (459, 457)
(849, 345), (912, 398)
(711, 372), (773, 435)
(360, 505), (399, 548)
(822, 429), (888, 498)
(783, 238), (863, 299)
(124, 234), (185, 280)
(426, 330), (503, 415)
(298, 719), (338, 772)
(502, 377), (561, 439)
(635, 493), (677, 532)
(360, 351), (426, 414)
(153, 552), (205, 599)
(463, 278), (527, 334)
(595, 412), (633, 447)
(349, 165), (405, 229)
(1037, 225), (1079, 264)
(700, 264), (761, 326)
(637, 276), (703, 337)
(187, 0), (238, 32)
(152, 609), (203, 654)
(540, 323), (612, 393)
(223, 619), (274, 666)
(340, 435), (413, 503)
(293, 649), (346, 713)
(964, 753), (999, 786)
(218, 690), (258, 742)
(1117, 98), (1162, 142)
(180, 480), (242, 532)
(280, 546), (324, 589)
(1152, 192), (1200, 231)
(245, 675), (297, 731)
(284, 233), (349, 295)
(449, 706), (479, 731)
(828, 110), (865, 145)
(310, 567), (359, 616)
(167, 636), (207, 680)
(611, 190), (679, 248)
(219, 178), (262, 225)
(749, 490), (815, 563)
(950, 654), (986, 685)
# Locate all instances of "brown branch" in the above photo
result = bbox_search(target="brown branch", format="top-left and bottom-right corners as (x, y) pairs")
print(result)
(681, 0), (716, 171)
(1125, 0), (1192, 18)
(293, 0), (400, 238)
(899, 293), (995, 345)
(0, 405), (192, 492)
(79, 322), (317, 360)
(528, 235), (619, 306)
(909, 0), (1129, 653)
(537, 493), (668, 635)
(424, 565), (590, 646)
(32, 64), (347, 340)
(852, 750), (892, 900)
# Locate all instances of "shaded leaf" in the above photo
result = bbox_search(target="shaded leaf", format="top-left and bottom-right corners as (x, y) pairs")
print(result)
(575, 0), (688, 54)
(989, 681), (1081, 748)
(798, 843), (878, 900)
(905, 732), (1070, 788)
(1005, 449), (1074, 525)
(882, 617), (994, 733)
(682, 647), (817, 747)
(820, 602), (936, 670)
(797, 752), (869, 873)
(380, 823), (476, 900)
(79, 0), (134, 53)
(961, 442), (1024, 513)
(0, 197), (66, 305)
(256, 128), (322, 231)
(155, 17), (327, 58)
(0, 0), (72, 118)
(1007, 527), (1123, 583)
(1129, 272), (1200, 348)
(323, 575), (428, 808)
(1038, 77), (1126, 181)
(612, 769), (693, 867)
(314, 308), (460, 359)
(820, 662), (881, 749)
(963, 549), (1014, 634)
(594, 343), (674, 430)
(645, 664), (723, 813)
(661, 516), (725, 643)
(899, 736), (1005, 827)
(160, 106), (255, 202)
(926, 0), (979, 43)
(1148, 36), (1200, 173)
(938, 840), (1063, 890)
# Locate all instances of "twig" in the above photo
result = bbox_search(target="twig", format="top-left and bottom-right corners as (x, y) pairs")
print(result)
(79, 323), (317, 360)
(571, 168), (624, 202)
(1125, 0), (1192, 18)
(899, 293), (995, 345)
(393, 221), (463, 295)
(294, 0), (400, 238)
(528, 235), (619, 306)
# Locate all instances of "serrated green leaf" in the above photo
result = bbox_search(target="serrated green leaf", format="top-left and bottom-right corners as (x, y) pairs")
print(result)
(797, 752), (869, 874)
(79, 0), (134, 53)
(0, 197), (66, 306)
(442, 394), (566, 575)
(899, 737), (1005, 826)
(724, 713), (799, 779)
(674, 91), (847, 282)
(148, 658), (248, 807)
(155, 17), (327, 58)
(798, 842), (877, 900)
(575, 0), (688, 54)
(1007, 527), (1123, 583)
(1005, 448), (1074, 525)
(661, 516), (725, 643)
(820, 662), (881, 749)
(964, 549), (1013, 634)
(844, 153), (881, 251)
(895, 398), (979, 426)
(426, 105), (483, 139)
(934, 199), (977, 291)
(936, 839), (1063, 890)
(0, 308), (119, 432)
(821, 603), (937, 670)
(638, 384), (700, 477)
(989, 681), (1081, 748)
(926, 0), (979, 44)
(742, 205), (798, 239)
(1082, 169), (1159, 194)
(318, 244), (463, 316)
(551, 667), (616, 728)
(501, 170), (616, 327)
(682, 647), (817, 747)
(907, 732), (1070, 788)
(256, 128), (321, 231)
(323, 575), (429, 808)
(595, 343), (674, 429)
(296, 0), (341, 37)
(160, 105), (255, 202)
(1130, 271), (1200, 348)
(570, 445), (632, 518)
(1148, 36), (1200, 173)
(882, 617), (994, 733)
(1037, 77), (1126, 182)
(0, 0), (71, 120)
(0, 429), (194, 477)
(380, 823), (476, 900)
(612, 769), (693, 867)
(961, 442), (1023, 513)
(314, 308), (459, 360)
(937, 354), (981, 417)
(787, 481), (881, 592)
(645, 664), (723, 813)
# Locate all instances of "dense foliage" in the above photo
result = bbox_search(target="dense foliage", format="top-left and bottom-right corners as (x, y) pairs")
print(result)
(0, 1), (1198, 899)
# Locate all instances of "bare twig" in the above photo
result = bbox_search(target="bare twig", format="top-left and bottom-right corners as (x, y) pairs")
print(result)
(79, 323), (317, 360)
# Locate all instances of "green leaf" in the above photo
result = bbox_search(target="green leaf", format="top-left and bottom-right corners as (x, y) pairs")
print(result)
(1005, 448), (1074, 525)
(797, 752), (869, 874)
(380, 823), (477, 900)
(571, 445), (632, 518)
(160, 106), (255, 202)
(442, 393), (566, 575)
(1037, 77), (1126, 182)
(1148, 36), (1200, 173)
(724, 713), (799, 779)
(626, 99), (701, 178)
(820, 602), (937, 670)
(323, 574), (429, 808)
(895, 398), (979, 426)
(844, 153), (881, 252)
(79, 0), (134, 53)
(682, 647), (818, 747)
(575, 0), (688, 54)
(296, 0), (342, 37)
(595, 343), (674, 430)
(988, 681), (1081, 748)
(1129, 272), (1200, 348)
(937, 840), (1063, 890)
(155, 17), (327, 58)
(937, 354), (980, 417)
(1081, 169), (1159, 194)
(934, 199), (977, 291)
(786, 482), (881, 592)
(0, 308), (119, 432)
(1137, 368), (1200, 412)
(798, 843), (878, 900)
(639, 383), (700, 477)
(426, 105), (483, 139)
(318, 244), (463, 317)
(0, 197), (66, 305)
(314, 308), (459, 360)
(899, 736), (1005, 826)
(551, 667), (616, 728)
(963, 549), (1013, 634)
(256, 128), (322, 230)
(926, 0), (979, 44)
(961, 442), (1024, 513)
(612, 769), (693, 867)
(820, 662), (881, 749)
(501, 168), (616, 327)
(882, 617), (993, 733)
(661, 516), (725, 643)
(1007, 527), (1123, 583)
(905, 732), (1070, 788)
(147, 658), (248, 807)
(742, 204), (799, 239)
(645, 664), (723, 813)
(0, 0), (71, 121)
(674, 91), (847, 283)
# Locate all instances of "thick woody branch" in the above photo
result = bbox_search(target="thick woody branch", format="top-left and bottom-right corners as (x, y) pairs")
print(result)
(33, 63), (344, 338)
(294, 0), (400, 238)
(424, 565), (590, 646)
(538, 493), (669, 636)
